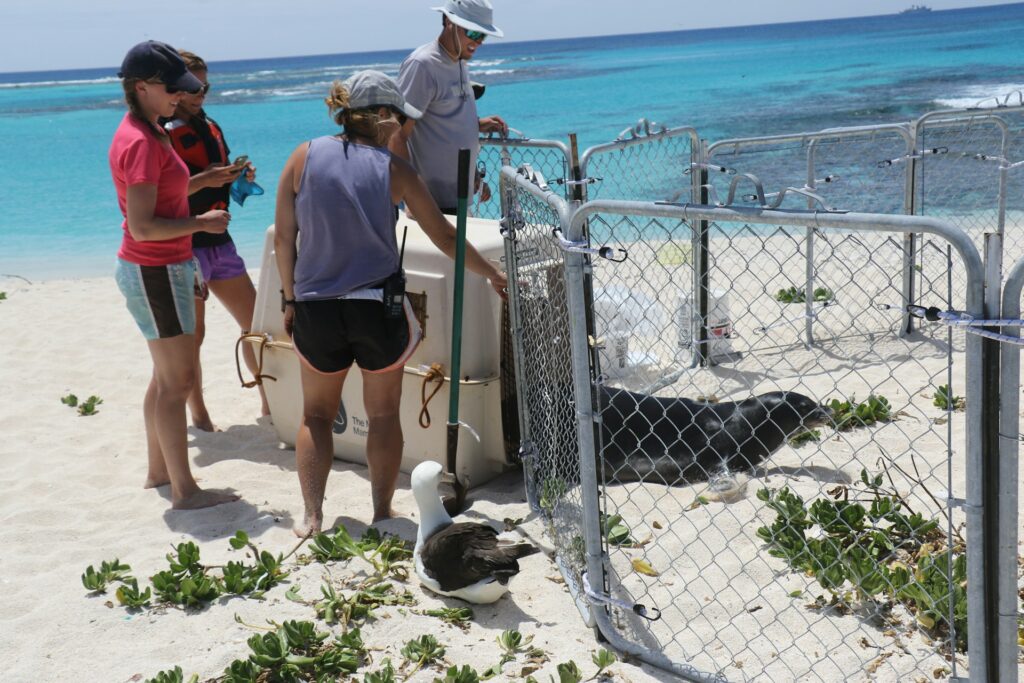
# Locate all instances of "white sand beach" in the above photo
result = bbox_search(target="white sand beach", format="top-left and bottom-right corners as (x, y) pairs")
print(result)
(1, 231), (1019, 682)
(0, 273), (677, 683)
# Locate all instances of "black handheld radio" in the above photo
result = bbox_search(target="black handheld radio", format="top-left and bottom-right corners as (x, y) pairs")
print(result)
(383, 225), (408, 319)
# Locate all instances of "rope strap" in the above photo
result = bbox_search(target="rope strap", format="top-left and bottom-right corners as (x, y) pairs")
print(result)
(583, 572), (661, 622)
(903, 305), (1024, 346)
(418, 363), (446, 429)
(235, 333), (279, 388)
(905, 304), (1024, 327)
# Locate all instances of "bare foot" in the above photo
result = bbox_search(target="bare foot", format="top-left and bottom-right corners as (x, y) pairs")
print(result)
(143, 476), (170, 489)
(172, 488), (239, 510)
(294, 510), (323, 538)
(372, 508), (397, 524)
(191, 416), (220, 432)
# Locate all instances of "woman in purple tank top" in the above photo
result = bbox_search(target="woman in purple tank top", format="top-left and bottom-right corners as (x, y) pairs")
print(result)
(274, 70), (507, 536)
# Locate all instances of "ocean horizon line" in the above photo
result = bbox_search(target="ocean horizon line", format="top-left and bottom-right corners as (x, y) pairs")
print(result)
(1, 1), (1016, 81)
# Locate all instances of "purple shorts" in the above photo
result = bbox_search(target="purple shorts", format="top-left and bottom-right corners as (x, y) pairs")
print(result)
(193, 242), (248, 283)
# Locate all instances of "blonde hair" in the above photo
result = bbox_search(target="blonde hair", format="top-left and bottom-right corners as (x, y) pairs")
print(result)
(325, 80), (388, 144)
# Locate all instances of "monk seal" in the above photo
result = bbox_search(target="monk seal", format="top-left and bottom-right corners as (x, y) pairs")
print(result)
(598, 387), (831, 485)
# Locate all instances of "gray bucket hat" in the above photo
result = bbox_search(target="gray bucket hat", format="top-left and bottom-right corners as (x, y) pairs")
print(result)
(341, 70), (422, 119)
(432, 0), (504, 38)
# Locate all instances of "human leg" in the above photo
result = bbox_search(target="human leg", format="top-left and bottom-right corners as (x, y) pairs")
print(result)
(143, 374), (169, 488)
(207, 272), (270, 416)
(186, 295), (217, 431)
(294, 363), (348, 537)
(148, 334), (238, 509)
(116, 258), (235, 508)
(361, 366), (404, 522)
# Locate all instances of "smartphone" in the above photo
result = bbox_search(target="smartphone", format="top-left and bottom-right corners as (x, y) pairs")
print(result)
(232, 155), (249, 168)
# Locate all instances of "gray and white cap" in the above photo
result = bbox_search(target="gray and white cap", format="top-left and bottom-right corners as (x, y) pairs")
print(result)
(342, 70), (423, 119)
(432, 0), (504, 38)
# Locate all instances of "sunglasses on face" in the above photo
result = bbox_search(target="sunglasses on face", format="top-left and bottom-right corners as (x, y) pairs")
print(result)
(149, 79), (181, 94)
(195, 82), (212, 96)
(464, 29), (486, 42)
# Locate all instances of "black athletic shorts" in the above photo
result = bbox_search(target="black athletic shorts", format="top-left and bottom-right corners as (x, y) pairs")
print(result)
(292, 297), (420, 374)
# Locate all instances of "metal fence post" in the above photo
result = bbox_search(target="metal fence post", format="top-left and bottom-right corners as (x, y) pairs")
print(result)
(498, 161), (541, 507)
(806, 140), (818, 346)
(977, 233), (1003, 682)
(559, 205), (605, 637)
(696, 140), (711, 367)
(998, 257), (1024, 683)
(499, 150), (531, 462)
(902, 125), (919, 337)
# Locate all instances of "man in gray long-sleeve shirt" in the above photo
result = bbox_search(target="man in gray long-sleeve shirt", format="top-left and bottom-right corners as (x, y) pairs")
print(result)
(389, 0), (508, 214)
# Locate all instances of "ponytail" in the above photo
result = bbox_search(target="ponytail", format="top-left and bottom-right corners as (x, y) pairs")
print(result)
(325, 80), (388, 144)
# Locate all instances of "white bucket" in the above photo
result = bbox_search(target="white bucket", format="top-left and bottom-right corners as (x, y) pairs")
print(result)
(592, 285), (666, 378)
(676, 289), (735, 358)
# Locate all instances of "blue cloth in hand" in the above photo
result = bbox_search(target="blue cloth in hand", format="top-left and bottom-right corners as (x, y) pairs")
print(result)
(230, 175), (264, 206)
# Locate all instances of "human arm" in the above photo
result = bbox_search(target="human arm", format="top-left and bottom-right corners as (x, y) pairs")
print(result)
(392, 156), (507, 298)
(274, 144), (308, 336)
(388, 118), (416, 163)
(478, 115), (508, 136)
(187, 163), (243, 195)
(125, 184), (229, 241)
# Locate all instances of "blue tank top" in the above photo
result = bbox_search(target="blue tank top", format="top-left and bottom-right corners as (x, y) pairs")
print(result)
(293, 136), (397, 300)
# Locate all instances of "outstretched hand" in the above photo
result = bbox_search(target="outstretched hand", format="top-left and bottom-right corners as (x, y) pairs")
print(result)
(478, 115), (508, 137)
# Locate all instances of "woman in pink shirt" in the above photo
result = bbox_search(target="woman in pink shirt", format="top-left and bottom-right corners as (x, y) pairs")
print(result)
(109, 41), (238, 510)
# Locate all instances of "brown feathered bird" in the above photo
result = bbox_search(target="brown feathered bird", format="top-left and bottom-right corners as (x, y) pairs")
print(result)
(412, 461), (538, 603)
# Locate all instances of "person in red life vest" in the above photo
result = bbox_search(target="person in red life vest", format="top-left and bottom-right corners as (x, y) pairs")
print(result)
(163, 50), (269, 431)
(110, 40), (239, 509)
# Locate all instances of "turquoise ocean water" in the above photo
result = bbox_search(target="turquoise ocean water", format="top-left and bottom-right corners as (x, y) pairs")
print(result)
(2, 3), (1024, 280)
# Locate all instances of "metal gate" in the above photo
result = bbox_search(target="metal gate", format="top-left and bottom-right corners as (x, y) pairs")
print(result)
(502, 164), (992, 680)
(475, 136), (571, 219)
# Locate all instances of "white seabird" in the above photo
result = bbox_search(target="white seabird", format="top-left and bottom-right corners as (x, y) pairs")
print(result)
(411, 460), (538, 604)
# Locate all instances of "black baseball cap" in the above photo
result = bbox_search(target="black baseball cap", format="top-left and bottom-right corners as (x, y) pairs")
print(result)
(118, 41), (202, 94)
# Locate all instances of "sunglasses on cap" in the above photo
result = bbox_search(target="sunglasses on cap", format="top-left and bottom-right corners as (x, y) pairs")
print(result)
(464, 29), (487, 42)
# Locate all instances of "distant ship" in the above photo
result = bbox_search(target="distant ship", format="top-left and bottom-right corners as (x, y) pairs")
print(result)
(900, 4), (932, 13)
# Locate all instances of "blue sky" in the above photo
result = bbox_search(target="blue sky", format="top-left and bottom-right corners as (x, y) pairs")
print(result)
(1, 0), (1020, 73)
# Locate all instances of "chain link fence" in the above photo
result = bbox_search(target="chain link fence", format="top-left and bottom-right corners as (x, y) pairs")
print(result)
(500, 161), (1010, 680)
(579, 123), (699, 204)
(499, 168), (591, 609)
(583, 203), (982, 682)
(493, 99), (1024, 680)
(475, 137), (571, 220)
(704, 127), (916, 349)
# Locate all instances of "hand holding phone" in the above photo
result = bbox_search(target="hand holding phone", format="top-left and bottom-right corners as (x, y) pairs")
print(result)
(232, 155), (249, 169)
